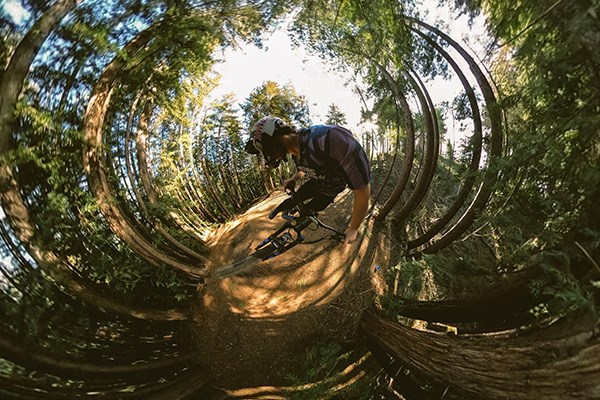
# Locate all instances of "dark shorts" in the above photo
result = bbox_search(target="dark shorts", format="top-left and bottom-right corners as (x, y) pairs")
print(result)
(293, 180), (343, 212)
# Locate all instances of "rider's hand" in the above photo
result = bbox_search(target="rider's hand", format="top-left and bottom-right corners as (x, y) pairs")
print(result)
(344, 228), (358, 244)
(282, 178), (296, 193)
(268, 197), (296, 219)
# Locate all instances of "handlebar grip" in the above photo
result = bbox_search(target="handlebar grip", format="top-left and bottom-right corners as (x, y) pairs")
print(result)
(268, 208), (279, 220)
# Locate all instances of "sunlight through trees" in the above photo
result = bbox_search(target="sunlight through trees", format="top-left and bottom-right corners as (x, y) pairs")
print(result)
(1, 0), (598, 398)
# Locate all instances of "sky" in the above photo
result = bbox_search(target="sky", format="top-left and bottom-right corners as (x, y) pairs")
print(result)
(209, 26), (364, 126)
(2, 0), (487, 140)
(1, 0), (29, 23)
(208, 1), (488, 139)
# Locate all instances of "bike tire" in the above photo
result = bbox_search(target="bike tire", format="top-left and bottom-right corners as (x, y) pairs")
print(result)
(252, 243), (280, 260)
(214, 243), (277, 279)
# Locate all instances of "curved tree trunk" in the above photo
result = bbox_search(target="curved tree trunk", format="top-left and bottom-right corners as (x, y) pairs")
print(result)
(0, 0), (79, 244)
(361, 309), (600, 400)
(196, 131), (232, 220)
(391, 267), (541, 328)
(407, 19), (504, 254)
(227, 139), (245, 206)
(215, 122), (241, 209)
(125, 96), (207, 261)
(140, 112), (212, 229)
(0, 333), (197, 380)
(373, 62), (415, 222)
(82, 26), (208, 279)
(390, 70), (439, 224)
(0, 352), (210, 400)
(189, 128), (221, 222)
(0, 0), (187, 321)
(406, 28), (484, 250)
(106, 136), (200, 263)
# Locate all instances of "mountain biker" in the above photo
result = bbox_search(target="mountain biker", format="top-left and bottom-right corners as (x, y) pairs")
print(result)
(245, 116), (371, 245)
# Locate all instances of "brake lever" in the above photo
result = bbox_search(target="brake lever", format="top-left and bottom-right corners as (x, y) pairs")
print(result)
(333, 231), (346, 243)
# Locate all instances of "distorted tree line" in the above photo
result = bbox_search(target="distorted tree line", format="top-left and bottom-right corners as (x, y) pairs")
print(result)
(1, 0), (599, 399)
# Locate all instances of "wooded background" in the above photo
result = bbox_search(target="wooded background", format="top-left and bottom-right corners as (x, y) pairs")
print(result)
(1, 0), (598, 398)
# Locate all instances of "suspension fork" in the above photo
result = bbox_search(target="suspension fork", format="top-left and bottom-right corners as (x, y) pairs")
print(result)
(255, 215), (315, 257)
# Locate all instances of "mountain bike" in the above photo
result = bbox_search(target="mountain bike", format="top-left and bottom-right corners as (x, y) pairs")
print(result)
(214, 193), (345, 279)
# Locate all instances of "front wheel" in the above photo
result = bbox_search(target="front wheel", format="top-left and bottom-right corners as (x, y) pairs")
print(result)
(214, 243), (278, 279)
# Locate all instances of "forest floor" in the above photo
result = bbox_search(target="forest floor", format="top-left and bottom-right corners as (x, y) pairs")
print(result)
(193, 190), (389, 394)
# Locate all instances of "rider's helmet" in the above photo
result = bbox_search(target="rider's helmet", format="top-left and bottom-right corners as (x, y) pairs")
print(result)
(245, 116), (292, 168)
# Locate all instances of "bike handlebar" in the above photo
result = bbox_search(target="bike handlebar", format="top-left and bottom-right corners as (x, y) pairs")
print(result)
(256, 192), (345, 255)
(276, 194), (344, 236)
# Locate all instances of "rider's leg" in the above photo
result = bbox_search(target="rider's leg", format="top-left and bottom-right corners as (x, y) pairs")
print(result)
(294, 180), (344, 213)
(305, 193), (335, 212)
(293, 180), (320, 202)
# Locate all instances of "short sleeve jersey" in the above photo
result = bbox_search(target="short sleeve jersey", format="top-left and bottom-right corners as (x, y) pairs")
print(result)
(292, 125), (371, 197)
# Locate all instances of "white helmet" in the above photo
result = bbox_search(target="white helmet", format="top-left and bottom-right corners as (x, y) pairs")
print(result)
(245, 116), (290, 167)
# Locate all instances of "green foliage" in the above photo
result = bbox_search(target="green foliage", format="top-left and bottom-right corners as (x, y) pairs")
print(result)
(527, 253), (594, 316)
(292, 341), (344, 382)
(8, 93), (193, 304)
(151, 81), (303, 224)
(324, 103), (348, 125)
(287, 341), (376, 400)
(292, 0), (415, 70)
(3, 3), (600, 397)
(241, 80), (311, 127)
(290, 0), (450, 138)
(484, 0), (599, 239)
(439, 0), (600, 319)
(0, 12), (21, 65)
(370, 92), (401, 133)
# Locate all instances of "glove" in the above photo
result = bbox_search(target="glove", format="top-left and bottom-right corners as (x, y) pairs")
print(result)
(268, 197), (296, 219)
(283, 178), (296, 193)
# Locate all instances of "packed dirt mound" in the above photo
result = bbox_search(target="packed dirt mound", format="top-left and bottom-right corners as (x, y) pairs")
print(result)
(193, 191), (380, 389)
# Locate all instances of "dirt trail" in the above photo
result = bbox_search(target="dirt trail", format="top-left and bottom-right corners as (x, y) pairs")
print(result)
(193, 191), (383, 390)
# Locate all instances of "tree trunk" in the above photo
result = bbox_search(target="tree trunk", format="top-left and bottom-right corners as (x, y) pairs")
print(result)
(196, 133), (232, 220)
(82, 27), (207, 279)
(0, 0), (186, 321)
(391, 71), (439, 223)
(126, 97), (207, 261)
(215, 122), (240, 209)
(0, 333), (198, 379)
(0, 362), (210, 400)
(391, 267), (541, 329)
(361, 309), (600, 399)
(0, 0), (79, 245)
(373, 63), (415, 222)
(407, 19), (504, 254)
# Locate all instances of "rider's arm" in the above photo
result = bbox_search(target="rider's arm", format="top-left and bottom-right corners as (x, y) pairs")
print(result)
(345, 184), (370, 244)
(323, 127), (372, 244)
(283, 170), (305, 191)
(292, 170), (305, 180)
(349, 184), (370, 230)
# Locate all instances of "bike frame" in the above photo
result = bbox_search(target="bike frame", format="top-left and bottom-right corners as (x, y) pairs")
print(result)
(253, 203), (344, 261)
